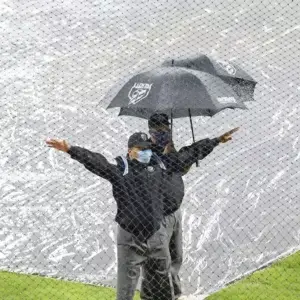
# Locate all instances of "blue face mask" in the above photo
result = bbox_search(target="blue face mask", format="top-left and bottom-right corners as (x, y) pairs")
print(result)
(137, 149), (153, 164)
(151, 131), (171, 147)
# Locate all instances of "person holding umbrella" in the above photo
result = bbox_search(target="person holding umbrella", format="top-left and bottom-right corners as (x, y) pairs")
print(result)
(141, 113), (239, 300)
(46, 132), (182, 300)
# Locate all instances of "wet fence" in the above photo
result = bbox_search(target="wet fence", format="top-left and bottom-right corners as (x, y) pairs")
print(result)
(1, 0), (299, 299)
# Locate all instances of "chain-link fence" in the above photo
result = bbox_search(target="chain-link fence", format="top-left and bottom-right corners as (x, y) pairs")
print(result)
(1, 0), (300, 299)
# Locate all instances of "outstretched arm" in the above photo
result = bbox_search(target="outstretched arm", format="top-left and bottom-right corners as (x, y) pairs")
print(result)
(178, 137), (220, 165)
(166, 127), (240, 172)
(46, 139), (117, 181)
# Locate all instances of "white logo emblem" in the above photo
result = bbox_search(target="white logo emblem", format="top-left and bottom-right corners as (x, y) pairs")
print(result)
(217, 60), (237, 76)
(128, 83), (153, 105)
(147, 166), (154, 173)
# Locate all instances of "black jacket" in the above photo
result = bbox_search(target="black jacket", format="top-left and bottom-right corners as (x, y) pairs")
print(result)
(68, 146), (177, 241)
(151, 137), (220, 215)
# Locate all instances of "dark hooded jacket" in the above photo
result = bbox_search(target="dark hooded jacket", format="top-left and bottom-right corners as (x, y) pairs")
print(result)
(68, 146), (178, 241)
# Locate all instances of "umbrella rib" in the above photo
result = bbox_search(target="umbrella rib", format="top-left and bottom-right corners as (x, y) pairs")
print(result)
(188, 108), (199, 167)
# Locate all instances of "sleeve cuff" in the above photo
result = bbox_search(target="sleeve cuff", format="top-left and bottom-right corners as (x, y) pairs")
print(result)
(67, 146), (77, 156)
(212, 137), (221, 146)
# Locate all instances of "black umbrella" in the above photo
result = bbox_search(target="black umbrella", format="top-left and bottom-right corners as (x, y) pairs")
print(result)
(106, 65), (249, 132)
(107, 67), (248, 115)
(105, 65), (255, 166)
(162, 55), (257, 102)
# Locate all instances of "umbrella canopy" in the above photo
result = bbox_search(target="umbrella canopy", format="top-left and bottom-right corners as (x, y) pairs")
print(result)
(107, 66), (247, 119)
(162, 55), (257, 102)
(104, 62), (256, 167)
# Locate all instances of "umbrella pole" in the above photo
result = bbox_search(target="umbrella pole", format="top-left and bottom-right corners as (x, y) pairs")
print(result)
(189, 109), (199, 167)
(170, 109), (173, 138)
(171, 61), (174, 139)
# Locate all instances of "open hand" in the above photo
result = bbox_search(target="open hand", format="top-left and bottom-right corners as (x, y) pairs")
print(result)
(46, 139), (70, 152)
(219, 127), (240, 143)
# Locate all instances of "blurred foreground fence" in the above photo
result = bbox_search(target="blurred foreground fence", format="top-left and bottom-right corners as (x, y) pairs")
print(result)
(0, 0), (300, 299)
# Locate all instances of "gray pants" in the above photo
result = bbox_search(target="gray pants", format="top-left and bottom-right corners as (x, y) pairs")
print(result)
(141, 209), (183, 299)
(117, 224), (175, 300)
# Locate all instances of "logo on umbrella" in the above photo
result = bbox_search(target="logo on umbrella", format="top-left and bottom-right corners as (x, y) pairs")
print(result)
(217, 60), (237, 76)
(217, 96), (237, 104)
(128, 83), (153, 105)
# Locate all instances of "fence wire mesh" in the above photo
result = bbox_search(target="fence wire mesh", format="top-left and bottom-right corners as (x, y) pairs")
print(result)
(0, 0), (300, 299)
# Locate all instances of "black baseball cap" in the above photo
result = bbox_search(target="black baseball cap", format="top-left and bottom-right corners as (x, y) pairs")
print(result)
(128, 132), (151, 148)
(148, 113), (170, 128)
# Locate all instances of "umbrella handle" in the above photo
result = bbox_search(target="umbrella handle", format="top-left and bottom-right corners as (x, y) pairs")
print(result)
(188, 109), (199, 167)
(170, 109), (173, 139)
